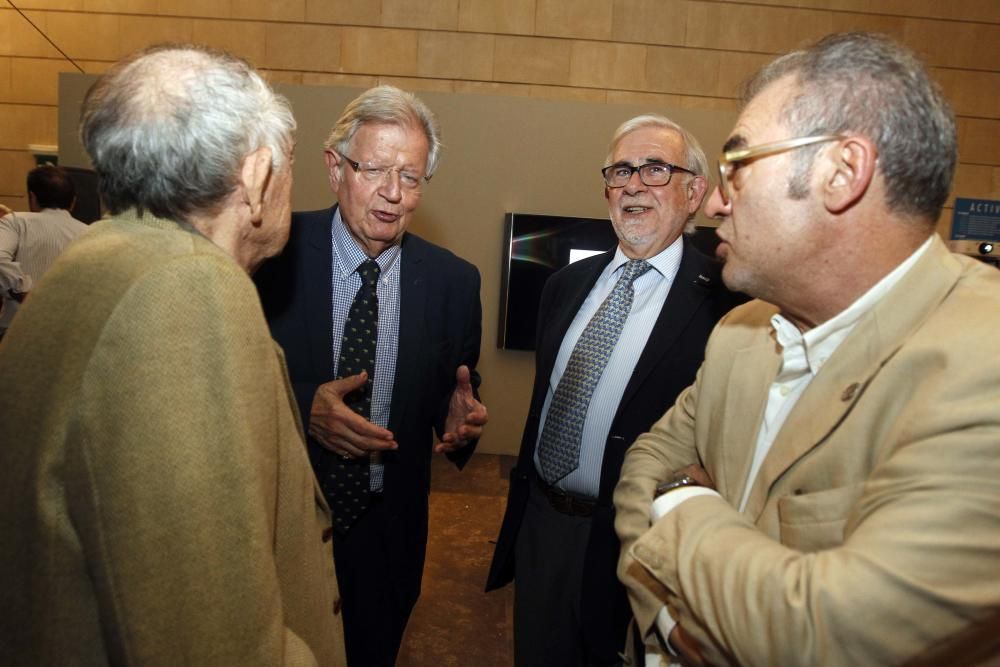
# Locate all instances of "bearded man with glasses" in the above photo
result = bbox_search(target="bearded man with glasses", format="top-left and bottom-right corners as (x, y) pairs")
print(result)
(488, 113), (745, 666)
(255, 85), (488, 667)
(615, 32), (1000, 666)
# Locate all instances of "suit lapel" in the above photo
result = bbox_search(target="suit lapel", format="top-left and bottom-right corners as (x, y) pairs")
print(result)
(302, 207), (336, 376)
(742, 236), (963, 519)
(536, 252), (612, 397)
(391, 233), (428, 433)
(617, 241), (718, 412)
(524, 252), (611, 460)
(719, 337), (781, 505)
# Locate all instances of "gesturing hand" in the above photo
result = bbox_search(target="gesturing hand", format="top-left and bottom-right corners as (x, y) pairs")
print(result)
(308, 371), (397, 458)
(435, 365), (488, 453)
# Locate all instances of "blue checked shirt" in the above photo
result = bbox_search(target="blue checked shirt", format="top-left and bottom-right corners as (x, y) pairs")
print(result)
(330, 208), (401, 491)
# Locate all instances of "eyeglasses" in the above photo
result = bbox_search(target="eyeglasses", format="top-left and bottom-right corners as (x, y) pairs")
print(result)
(340, 153), (427, 192)
(716, 134), (845, 205)
(601, 161), (696, 189)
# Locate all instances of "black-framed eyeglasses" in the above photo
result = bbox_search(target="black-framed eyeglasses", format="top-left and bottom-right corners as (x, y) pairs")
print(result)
(339, 152), (427, 192)
(601, 161), (696, 188)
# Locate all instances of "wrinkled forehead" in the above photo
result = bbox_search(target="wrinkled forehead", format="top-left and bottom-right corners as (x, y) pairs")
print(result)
(347, 121), (430, 164)
(610, 126), (685, 164)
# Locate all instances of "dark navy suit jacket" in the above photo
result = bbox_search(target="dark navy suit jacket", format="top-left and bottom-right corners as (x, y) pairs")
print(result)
(486, 238), (745, 661)
(256, 206), (482, 610)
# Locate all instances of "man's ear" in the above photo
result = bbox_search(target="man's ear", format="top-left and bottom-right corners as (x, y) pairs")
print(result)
(325, 149), (343, 193)
(241, 146), (273, 223)
(686, 175), (709, 213)
(823, 136), (876, 214)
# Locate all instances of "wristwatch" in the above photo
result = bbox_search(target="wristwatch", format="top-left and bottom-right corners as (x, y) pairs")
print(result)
(654, 471), (701, 498)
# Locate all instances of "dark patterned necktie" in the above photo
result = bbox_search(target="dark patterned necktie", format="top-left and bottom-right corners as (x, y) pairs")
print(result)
(537, 259), (652, 483)
(327, 259), (380, 534)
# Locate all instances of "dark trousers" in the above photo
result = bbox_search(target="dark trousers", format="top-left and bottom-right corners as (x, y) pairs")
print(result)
(332, 495), (414, 667)
(514, 481), (621, 667)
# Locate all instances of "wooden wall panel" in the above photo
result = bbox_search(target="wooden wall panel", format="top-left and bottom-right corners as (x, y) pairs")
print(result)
(1, 2), (997, 459)
(3, 2), (996, 213)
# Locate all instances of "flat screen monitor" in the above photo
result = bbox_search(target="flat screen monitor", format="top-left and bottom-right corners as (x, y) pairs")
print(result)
(498, 213), (616, 350)
(497, 212), (723, 350)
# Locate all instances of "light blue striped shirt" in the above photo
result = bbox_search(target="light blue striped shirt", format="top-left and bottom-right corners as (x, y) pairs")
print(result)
(330, 208), (401, 491)
(535, 236), (684, 497)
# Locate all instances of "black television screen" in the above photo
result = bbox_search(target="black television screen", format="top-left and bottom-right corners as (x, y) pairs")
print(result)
(497, 212), (723, 350)
(498, 213), (617, 350)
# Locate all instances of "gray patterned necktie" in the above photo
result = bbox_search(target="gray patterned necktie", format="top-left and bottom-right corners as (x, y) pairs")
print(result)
(537, 259), (652, 484)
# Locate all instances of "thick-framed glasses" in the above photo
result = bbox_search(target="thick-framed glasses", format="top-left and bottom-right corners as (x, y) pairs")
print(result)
(716, 134), (845, 205)
(340, 153), (427, 192)
(601, 161), (696, 189)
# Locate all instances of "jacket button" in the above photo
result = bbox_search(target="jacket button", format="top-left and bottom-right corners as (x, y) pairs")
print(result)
(841, 382), (860, 402)
(322, 527), (333, 542)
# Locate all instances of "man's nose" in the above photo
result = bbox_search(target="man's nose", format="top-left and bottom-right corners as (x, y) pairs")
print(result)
(378, 170), (402, 201)
(623, 169), (646, 194)
(704, 184), (731, 219)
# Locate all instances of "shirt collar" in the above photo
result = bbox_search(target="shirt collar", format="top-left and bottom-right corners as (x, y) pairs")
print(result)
(771, 235), (934, 376)
(609, 233), (683, 278)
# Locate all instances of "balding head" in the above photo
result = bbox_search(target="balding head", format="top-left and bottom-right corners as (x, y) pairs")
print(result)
(80, 44), (295, 223)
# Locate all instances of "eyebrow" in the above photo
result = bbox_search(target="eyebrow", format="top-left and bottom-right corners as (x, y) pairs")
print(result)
(610, 157), (669, 167)
(722, 135), (748, 154)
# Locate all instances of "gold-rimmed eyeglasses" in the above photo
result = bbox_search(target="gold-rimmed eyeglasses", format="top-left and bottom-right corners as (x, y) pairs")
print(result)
(716, 134), (845, 205)
(339, 152), (428, 193)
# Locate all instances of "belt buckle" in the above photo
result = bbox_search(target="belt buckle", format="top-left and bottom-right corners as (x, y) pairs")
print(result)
(541, 480), (594, 517)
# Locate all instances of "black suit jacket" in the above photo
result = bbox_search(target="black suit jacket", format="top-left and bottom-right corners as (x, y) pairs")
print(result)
(486, 239), (744, 659)
(256, 206), (482, 608)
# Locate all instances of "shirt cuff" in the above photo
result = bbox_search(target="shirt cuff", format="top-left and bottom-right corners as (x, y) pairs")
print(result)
(651, 486), (720, 521)
(655, 606), (678, 655)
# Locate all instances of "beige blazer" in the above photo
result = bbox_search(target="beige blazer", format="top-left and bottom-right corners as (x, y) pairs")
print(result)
(0, 212), (345, 665)
(614, 237), (1000, 666)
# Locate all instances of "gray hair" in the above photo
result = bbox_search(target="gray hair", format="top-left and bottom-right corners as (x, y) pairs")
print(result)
(80, 44), (296, 222)
(324, 85), (442, 178)
(743, 32), (956, 222)
(605, 114), (709, 179)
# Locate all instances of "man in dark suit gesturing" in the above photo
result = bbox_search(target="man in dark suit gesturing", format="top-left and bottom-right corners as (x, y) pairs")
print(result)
(487, 114), (743, 665)
(256, 85), (488, 667)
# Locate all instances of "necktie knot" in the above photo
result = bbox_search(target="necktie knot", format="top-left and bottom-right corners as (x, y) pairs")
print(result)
(358, 259), (380, 285)
(620, 259), (652, 285)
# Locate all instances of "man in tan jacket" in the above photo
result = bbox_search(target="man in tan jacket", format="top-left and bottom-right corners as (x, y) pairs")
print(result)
(615, 32), (1000, 666)
(0, 45), (345, 665)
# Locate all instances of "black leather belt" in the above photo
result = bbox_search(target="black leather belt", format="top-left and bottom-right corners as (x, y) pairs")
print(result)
(535, 476), (597, 517)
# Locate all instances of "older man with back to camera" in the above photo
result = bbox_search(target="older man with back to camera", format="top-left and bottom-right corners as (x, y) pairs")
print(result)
(0, 165), (88, 338)
(255, 85), (488, 666)
(0, 45), (346, 665)
(486, 114), (744, 666)
(614, 32), (1000, 666)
